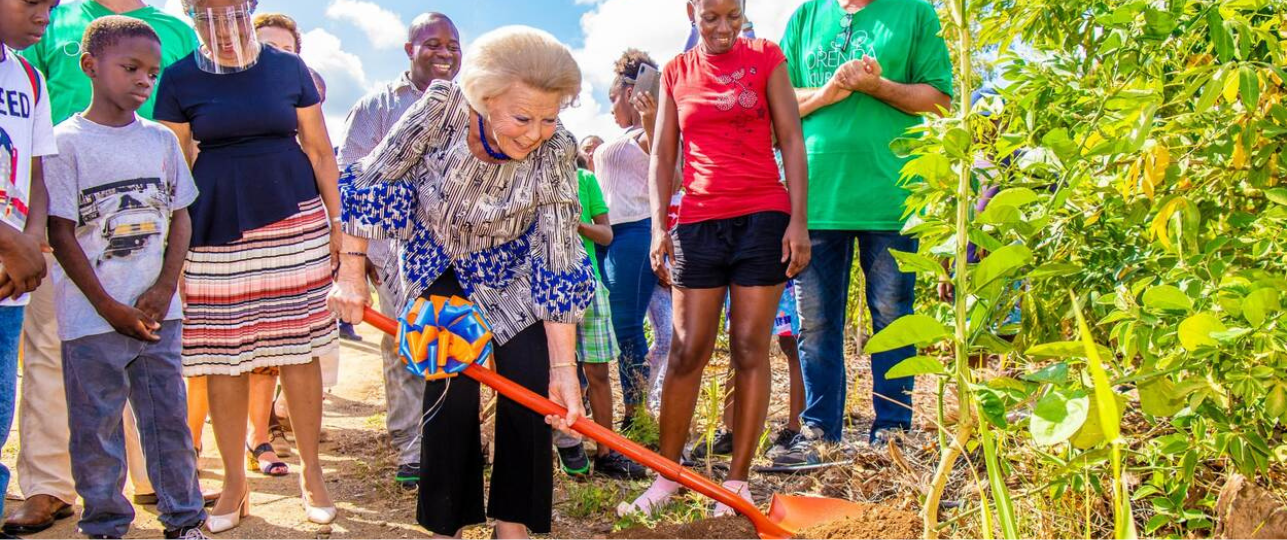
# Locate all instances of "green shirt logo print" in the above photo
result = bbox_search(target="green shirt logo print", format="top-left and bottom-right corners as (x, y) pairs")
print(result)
(802, 28), (878, 87)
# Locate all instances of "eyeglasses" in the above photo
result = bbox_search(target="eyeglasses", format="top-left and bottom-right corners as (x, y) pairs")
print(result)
(835, 14), (854, 54)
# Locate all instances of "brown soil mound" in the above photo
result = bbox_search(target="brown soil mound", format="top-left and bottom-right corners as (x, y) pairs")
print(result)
(793, 502), (922, 539)
(609, 516), (759, 539)
(607, 502), (921, 539)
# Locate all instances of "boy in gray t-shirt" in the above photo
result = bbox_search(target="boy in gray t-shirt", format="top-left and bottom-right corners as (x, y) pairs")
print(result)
(42, 17), (205, 539)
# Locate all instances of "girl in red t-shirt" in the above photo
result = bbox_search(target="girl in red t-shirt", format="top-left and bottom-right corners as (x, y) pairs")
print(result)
(617, 0), (811, 519)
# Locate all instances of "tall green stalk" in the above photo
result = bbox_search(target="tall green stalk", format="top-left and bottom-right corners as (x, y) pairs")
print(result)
(923, 0), (980, 536)
(1071, 293), (1137, 539)
(923, 0), (1021, 536)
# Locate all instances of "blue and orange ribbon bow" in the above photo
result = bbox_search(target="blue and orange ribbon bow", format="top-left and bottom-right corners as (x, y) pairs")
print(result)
(397, 296), (494, 381)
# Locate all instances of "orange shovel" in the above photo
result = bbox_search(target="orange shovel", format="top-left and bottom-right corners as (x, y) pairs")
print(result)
(363, 307), (866, 539)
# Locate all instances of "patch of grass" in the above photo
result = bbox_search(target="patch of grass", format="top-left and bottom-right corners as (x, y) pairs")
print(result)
(612, 491), (711, 532)
(561, 480), (623, 519)
(364, 412), (387, 430)
(621, 405), (660, 449)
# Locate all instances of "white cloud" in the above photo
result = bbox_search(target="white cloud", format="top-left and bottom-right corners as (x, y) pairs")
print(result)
(324, 0), (407, 50)
(301, 28), (373, 140)
(562, 0), (806, 143)
(301, 28), (368, 87)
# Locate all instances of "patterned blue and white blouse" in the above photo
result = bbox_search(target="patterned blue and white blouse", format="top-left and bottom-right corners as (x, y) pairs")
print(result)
(339, 80), (595, 344)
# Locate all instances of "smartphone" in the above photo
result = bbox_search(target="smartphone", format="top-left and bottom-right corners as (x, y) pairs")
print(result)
(635, 63), (661, 100)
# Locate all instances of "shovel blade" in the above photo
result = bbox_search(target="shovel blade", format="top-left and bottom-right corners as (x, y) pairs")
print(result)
(767, 494), (870, 538)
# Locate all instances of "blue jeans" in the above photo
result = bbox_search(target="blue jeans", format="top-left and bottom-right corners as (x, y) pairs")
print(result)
(796, 231), (918, 441)
(603, 219), (659, 407)
(62, 323), (205, 536)
(0, 306), (23, 519)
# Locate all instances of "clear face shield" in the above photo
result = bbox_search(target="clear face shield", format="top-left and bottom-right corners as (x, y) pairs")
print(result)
(190, 2), (260, 75)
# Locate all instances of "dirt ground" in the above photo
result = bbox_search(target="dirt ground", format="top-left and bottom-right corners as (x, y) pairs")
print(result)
(3, 323), (935, 539)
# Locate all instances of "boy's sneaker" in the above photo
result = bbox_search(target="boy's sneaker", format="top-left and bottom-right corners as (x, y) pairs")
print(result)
(338, 322), (363, 342)
(766, 428), (800, 458)
(689, 429), (734, 460)
(769, 426), (823, 467)
(395, 462), (421, 490)
(557, 444), (591, 478)
(593, 450), (648, 480)
(164, 524), (208, 539)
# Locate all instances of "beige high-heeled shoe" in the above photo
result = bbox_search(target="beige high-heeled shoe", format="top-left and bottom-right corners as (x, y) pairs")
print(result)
(299, 475), (337, 525)
(206, 490), (250, 534)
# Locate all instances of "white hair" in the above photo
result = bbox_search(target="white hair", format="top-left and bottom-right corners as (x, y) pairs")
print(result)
(459, 26), (582, 115)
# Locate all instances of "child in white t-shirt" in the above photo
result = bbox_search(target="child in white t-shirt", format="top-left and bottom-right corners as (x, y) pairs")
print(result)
(43, 16), (206, 539)
(0, 0), (59, 525)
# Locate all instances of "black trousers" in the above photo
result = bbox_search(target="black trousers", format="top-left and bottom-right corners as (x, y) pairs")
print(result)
(415, 271), (553, 536)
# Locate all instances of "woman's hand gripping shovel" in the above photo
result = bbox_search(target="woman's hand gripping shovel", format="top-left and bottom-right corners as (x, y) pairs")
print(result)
(363, 305), (867, 539)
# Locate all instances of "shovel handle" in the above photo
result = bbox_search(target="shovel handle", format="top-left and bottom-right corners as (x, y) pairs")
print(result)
(359, 307), (791, 538)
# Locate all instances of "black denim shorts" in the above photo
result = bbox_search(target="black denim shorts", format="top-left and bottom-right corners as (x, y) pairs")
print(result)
(670, 211), (791, 289)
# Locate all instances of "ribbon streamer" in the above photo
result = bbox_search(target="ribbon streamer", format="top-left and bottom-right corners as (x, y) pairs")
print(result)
(397, 296), (494, 381)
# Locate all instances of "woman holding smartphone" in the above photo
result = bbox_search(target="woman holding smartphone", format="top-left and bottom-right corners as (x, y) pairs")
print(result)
(596, 49), (669, 424)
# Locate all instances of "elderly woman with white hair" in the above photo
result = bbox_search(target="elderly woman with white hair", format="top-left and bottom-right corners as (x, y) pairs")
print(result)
(328, 26), (593, 539)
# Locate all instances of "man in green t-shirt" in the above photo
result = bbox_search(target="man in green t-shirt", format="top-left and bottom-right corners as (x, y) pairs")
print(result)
(774, 0), (953, 465)
(5, 1), (200, 534)
(20, 0), (198, 124)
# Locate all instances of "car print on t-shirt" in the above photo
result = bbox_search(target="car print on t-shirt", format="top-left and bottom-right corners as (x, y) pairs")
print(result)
(76, 177), (168, 267)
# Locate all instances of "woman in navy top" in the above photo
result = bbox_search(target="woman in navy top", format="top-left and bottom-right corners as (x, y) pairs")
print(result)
(155, 3), (340, 530)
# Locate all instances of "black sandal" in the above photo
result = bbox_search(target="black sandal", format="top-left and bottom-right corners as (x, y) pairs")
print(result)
(246, 442), (289, 476)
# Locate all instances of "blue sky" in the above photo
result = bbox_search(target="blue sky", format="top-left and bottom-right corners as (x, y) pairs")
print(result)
(145, 0), (809, 140)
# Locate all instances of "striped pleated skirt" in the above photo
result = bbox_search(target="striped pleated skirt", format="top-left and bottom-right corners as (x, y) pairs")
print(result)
(181, 198), (339, 377)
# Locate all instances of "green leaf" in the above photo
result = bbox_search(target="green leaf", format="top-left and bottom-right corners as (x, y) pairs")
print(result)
(885, 355), (947, 379)
(864, 314), (949, 354)
(1022, 362), (1069, 384)
(1071, 392), (1127, 449)
(1026, 341), (1114, 360)
(1145, 514), (1172, 535)
(1243, 289), (1281, 326)
(1142, 285), (1193, 312)
(972, 244), (1033, 288)
(1240, 66), (1260, 111)
(973, 332), (1016, 355)
(1139, 376), (1185, 417)
(943, 127), (971, 160)
(1266, 386), (1287, 420)
(1179, 313), (1228, 352)
(1195, 68), (1226, 113)
(1143, 7), (1178, 39)
(1030, 390), (1090, 446)
(889, 250), (948, 279)
(1211, 327), (1252, 342)
(988, 187), (1039, 210)
(974, 386), (1009, 428)
(1266, 188), (1287, 206)
(1029, 262), (1082, 280)
(1208, 10), (1234, 62)
(1071, 294), (1122, 444)
(1042, 128), (1077, 160)
(902, 153), (952, 182)
(976, 204), (1024, 225)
